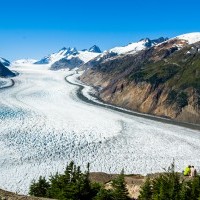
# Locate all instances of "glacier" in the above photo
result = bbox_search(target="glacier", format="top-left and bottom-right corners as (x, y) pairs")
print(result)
(0, 65), (200, 194)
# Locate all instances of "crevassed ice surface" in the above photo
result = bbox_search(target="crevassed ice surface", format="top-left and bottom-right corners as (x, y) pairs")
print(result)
(0, 66), (200, 194)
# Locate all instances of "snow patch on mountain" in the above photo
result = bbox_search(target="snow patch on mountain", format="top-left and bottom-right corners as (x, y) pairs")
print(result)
(35, 48), (78, 65)
(108, 39), (149, 55)
(176, 32), (200, 44)
(75, 51), (100, 63)
(106, 37), (167, 55)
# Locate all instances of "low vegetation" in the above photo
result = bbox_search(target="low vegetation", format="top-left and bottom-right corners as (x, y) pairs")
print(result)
(29, 162), (200, 200)
(29, 161), (130, 200)
(166, 90), (188, 108)
(92, 42), (200, 112)
(139, 163), (200, 200)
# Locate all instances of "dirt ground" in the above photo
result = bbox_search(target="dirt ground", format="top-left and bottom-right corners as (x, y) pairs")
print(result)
(0, 189), (55, 200)
(89, 172), (145, 199)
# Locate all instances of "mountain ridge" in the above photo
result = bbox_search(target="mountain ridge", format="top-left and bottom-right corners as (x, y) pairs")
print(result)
(80, 32), (200, 124)
(79, 37), (168, 70)
(34, 46), (101, 69)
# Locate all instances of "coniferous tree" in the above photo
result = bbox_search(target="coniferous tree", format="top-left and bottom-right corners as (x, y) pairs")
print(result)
(29, 176), (50, 197)
(30, 161), (100, 200)
(180, 181), (192, 200)
(191, 176), (200, 200)
(151, 162), (182, 200)
(95, 188), (114, 200)
(137, 161), (200, 200)
(111, 169), (130, 200)
(138, 176), (152, 200)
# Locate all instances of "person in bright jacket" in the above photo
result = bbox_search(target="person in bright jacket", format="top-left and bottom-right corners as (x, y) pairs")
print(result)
(190, 166), (197, 177)
(184, 165), (191, 176)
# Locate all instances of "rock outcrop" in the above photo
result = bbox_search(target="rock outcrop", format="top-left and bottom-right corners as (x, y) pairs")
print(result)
(0, 62), (16, 77)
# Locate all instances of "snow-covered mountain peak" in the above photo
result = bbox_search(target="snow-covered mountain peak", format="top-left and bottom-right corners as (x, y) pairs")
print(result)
(34, 46), (101, 70)
(176, 32), (200, 44)
(107, 37), (166, 55)
(35, 47), (79, 65)
(140, 38), (151, 43)
(108, 40), (146, 55)
(89, 45), (101, 53)
(139, 37), (168, 48)
(60, 47), (67, 51)
(58, 47), (79, 56)
(67, 47), (79, 55)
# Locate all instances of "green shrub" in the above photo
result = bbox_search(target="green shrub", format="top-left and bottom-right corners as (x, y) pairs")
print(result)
(29, 176), (50, 197)
(130, 71), (145, 83)
(176, 92), (188, 108)
(166, 90), (178, 105)
(47, 162), (95, 200)
(166, 90), (188, 108)
(29, 162), (130, 200)
(95, 189), (114, 200)
(138, 176), (152, 200)
(111, 169), (130, 200)
(139, 163), (200, 200)
(29, 162), (98, 200)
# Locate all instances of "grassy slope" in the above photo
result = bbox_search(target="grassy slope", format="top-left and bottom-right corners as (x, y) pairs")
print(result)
(128, 45), (200, 89)
(89, 41), (200, 115)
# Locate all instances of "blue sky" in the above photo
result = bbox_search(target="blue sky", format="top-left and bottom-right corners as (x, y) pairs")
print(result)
(0, 0), (200, 61)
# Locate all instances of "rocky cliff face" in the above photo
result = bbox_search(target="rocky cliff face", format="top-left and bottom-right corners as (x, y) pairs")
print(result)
(0, 57), (10, 66)
(51, 56), (83, 70)
(80, 36), (200, 125)
(0, 62), (15, 77)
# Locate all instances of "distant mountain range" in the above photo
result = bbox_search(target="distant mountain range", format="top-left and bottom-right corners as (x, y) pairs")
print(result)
(34, 46), (102, 70)
(11, 38), (168, 70)
(80, 37), (168, 70)
(33, 38), (168, 70)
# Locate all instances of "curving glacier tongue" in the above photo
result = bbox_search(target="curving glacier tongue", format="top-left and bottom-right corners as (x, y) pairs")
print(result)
(0, 66), (200, 194)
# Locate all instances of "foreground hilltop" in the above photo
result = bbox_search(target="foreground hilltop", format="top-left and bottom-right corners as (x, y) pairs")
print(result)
(1, 171), (197, 200)
(80, 32), (200, 124)
(0, 173), (144, 200)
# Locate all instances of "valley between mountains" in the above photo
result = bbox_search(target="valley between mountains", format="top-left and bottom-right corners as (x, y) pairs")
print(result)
(0, 66), (200, 194)
(0, 32), (200, 194)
